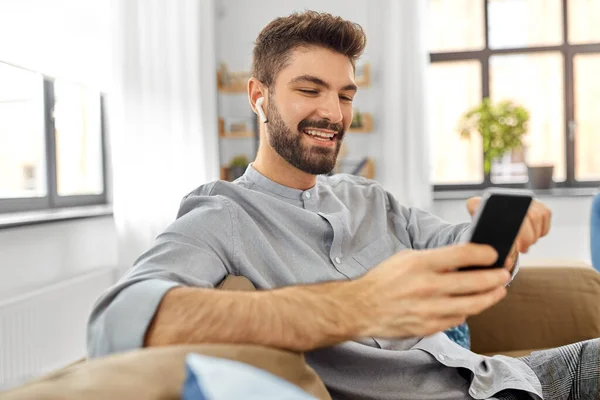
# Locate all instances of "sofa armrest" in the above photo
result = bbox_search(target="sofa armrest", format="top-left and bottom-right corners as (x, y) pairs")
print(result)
(1, 344), (331, 400)
(468, 264), (600, 355)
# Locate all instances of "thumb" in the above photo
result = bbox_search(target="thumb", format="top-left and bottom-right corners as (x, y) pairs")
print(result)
(466, 197), (482, 217)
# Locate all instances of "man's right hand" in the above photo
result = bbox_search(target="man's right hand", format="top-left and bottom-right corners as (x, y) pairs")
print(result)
(347, 243), (510, 339)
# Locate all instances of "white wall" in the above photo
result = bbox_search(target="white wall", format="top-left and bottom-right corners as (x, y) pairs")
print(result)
(433, 195), (594, 264)
(0, 217), (118, 300)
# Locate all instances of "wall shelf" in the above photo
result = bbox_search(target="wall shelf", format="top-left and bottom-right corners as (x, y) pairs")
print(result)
(218, 117), (256, 138)
(217, 82), (247, 93)
(355, 63), (371, 87)
(216, 63), (249, 93)
(219, 131), (255, 138)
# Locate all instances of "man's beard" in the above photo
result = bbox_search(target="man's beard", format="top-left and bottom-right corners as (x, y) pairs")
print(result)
(266, 98), (345, 175)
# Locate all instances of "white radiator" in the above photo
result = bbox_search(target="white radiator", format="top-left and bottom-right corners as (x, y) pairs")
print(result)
(0, 268), (114, 391)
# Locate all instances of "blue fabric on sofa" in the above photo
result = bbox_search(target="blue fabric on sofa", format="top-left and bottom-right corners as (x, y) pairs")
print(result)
(182, 353), (316, 400)
(444, 323), (471, 349)
(591, 192), (600, 272)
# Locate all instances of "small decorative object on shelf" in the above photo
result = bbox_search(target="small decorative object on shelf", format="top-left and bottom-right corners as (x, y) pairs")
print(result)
(355, 63), (370, 87)
(223, 154), (250, 182)
(218, 117), (255, 138)
(352, 157), (376, 179)
(332, 143), (376, 180)
(332, 157), (376, 180)
(333, 144), (349, 174)
(217, 62), (250, 93)
(349, 110), (373, 133)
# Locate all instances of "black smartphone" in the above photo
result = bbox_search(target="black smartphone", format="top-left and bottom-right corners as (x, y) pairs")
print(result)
(461, 188), (533, 271)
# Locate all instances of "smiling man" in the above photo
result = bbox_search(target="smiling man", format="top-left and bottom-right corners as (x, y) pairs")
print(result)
(88, 11), (598, 400)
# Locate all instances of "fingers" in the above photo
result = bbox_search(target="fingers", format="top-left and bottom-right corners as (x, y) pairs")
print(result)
(420, 286), (507, 320)
(516, 216), (537, 253)
(514, 201), (553, 253)
(540, 205), (552, 237)
(417, 243), (498, 272)
(529, 211), (543, 239)
(375, 286), (508, 338)
(435, 268), (510, 296)
(466, 197), (481, 216)
(503, 245), (518, 270)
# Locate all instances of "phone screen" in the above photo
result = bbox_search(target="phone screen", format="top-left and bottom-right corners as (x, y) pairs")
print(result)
(464, 193), (532, 270)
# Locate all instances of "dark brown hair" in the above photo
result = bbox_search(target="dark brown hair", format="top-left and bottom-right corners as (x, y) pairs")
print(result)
(252, 11), (367, 89)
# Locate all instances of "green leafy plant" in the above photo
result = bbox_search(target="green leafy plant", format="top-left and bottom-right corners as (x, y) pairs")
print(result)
(351, 109), (363, 128)
(459, 98), (530, 175)
(229, 154), (249, 168)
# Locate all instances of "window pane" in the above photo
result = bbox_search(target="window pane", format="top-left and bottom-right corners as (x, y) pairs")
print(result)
(428, 0), (485, 52)
(429, 61), (483, 184)
(488, 0), (563, 49)
(53, 81), (104, 196)
(574, 54), (600, 181)
(490, 52), (565, 183)
(569, 0), (600, 44)
(0, 63), (46, 198)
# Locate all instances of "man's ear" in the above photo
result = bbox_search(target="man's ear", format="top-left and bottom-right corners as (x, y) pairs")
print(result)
(248, 78), (268, 123)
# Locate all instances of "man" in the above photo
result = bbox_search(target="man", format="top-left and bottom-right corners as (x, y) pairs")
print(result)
(88, 11), (598, 400)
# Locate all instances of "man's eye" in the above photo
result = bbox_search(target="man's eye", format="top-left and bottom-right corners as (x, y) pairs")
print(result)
(340, 96), (354, 102)
(299, 89), (318, 95)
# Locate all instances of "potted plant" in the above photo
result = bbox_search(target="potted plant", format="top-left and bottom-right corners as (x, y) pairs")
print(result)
(227, 154), (249, 181)
(458, 98), (549, 186)
(351, 109), (363, 129)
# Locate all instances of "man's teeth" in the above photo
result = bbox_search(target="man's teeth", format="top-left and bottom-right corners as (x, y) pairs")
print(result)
(305, 129), (335, 139)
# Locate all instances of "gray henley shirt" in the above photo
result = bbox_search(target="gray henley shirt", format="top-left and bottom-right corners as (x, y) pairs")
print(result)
(87, 165), (541, 400)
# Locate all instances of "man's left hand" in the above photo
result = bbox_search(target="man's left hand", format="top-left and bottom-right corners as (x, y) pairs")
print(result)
(466, 197), (552, 273)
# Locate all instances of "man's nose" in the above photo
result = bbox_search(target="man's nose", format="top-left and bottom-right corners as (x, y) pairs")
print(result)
(316, 94), (343, 125)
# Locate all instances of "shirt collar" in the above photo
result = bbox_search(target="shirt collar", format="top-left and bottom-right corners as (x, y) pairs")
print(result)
(243, 163), (319, 201)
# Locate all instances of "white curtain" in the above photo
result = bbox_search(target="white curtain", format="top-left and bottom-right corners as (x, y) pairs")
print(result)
(109, 0), (219, 267)
(379, 0), (432, 209)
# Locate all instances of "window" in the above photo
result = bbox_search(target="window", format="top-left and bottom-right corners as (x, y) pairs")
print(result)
(0, 62), (107, 213)
(429, 0), (600, 190)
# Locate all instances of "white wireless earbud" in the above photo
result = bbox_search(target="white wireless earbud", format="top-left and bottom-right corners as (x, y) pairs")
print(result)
(256, 97), (268, 123)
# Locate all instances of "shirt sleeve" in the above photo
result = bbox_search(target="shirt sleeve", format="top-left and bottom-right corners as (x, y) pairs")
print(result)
(386, 191), (520, 284)
(87, 194), (234, 358)
(386, 191), (471, 249)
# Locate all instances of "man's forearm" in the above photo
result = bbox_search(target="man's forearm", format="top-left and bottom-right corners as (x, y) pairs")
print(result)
(144, 281), (363, 352)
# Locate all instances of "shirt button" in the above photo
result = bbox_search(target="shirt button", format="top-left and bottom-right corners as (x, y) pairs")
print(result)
(304, 192), (311, 199)
(335, 257), (341, 264)
(438, 354), (445, 361)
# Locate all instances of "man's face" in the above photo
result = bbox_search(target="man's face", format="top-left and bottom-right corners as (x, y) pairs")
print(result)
(265, 46), (357, 175)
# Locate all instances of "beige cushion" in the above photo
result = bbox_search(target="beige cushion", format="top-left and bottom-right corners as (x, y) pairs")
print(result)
(2, 344), (331, 400)
(469, 265), (600, 355)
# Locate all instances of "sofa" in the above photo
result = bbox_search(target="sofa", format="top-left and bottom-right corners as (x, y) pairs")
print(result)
(3, 262), (600, 400)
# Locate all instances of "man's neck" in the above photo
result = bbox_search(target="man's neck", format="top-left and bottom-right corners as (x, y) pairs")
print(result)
(252, 149), (317, 191)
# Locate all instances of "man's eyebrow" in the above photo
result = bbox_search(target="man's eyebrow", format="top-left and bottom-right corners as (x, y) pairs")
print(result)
(289, 75), (358, 92)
